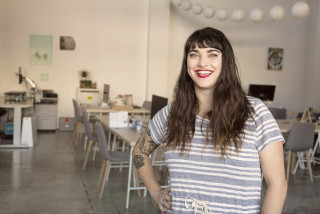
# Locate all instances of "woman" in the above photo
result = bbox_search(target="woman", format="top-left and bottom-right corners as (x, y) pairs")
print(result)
(133, 27), (287, 214)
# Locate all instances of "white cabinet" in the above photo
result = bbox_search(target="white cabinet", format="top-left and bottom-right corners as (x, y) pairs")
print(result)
(77, 88), (100, 104)
(36, 104), (57, 130)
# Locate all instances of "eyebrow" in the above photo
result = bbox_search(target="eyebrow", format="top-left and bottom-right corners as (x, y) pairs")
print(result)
(188, 48), (221, 54)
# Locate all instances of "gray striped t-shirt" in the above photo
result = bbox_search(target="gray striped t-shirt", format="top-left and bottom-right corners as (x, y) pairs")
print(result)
(148, 96), (284, 214)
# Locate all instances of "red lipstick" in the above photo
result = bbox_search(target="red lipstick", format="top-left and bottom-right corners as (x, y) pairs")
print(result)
(195, 70), (213, 78)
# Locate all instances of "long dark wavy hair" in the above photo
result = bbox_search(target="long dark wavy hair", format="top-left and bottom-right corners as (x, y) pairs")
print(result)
(166, 27), (254, 157)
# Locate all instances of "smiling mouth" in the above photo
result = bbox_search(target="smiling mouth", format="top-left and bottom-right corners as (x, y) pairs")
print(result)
(195, 70), (213, 78)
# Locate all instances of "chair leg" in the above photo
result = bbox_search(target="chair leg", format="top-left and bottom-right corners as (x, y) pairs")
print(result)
(72, 122), (79, 144)
(97, 160), (106, 189)
(291, 152), (296, 174)
(99, 160), (111, 199)
(82, 140), (94, 170)
(92, 142), (98, 161)
(286, 151), (292, 183)
(75, 123), (81, 146)
(305, 151), (314, 182)
(106, 162), (112, 182)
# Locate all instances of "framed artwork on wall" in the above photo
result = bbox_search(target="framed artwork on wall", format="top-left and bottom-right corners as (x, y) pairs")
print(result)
(30, 34), (52, 65)
(267, 47), (283, 71)
(60, 36), (76, 51)
(60, 35), (81, 51)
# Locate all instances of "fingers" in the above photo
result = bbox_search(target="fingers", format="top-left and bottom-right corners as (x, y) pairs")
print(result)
(163, 199), (172, 210)
(161, 188), (172, 210)
(164, 187), (172, 202)
(158, 203), (166, 213)
(152, 187), (172, 211)
(164, 193), (172, 203)
(166, 186), (172, 193)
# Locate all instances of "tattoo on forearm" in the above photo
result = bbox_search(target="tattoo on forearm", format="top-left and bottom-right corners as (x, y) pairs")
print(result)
(136, 128), (159, 156)
(133, 155), (145, 169)
(147, 141), (157, 154)
(138, 134), (146, 152)
(146, 127), (151, 136)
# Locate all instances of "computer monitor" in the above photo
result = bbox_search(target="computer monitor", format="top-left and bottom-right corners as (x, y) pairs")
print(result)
(151, 95), (168, 119)
(248, 84), (276, 101)
(103, 84), (110, 104)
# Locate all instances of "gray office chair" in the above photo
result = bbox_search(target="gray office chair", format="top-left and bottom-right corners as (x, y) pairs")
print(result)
(95, 121), (130, 199)
(284, 121), (315, 183)
(269, 107), (287, 119)
(142, 100), (152, 110)
(72, 99), (84, 145)
(81, 108), (98, 170)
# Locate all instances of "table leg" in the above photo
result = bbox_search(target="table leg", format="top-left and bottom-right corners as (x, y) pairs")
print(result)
(126, 146), (134, 209)
(311, 132), (320, 164)
(13, 106), (22, 146)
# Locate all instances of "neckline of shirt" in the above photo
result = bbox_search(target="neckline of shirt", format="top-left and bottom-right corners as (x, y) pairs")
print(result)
(196, 115), (210, 122)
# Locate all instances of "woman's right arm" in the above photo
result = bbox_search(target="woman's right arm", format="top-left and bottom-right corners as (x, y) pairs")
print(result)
(132, 127), (172, 211)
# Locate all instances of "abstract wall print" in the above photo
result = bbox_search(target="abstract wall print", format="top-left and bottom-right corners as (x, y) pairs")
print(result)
(60, 36), (76, 51)
(268, 48), (283, 71)
(30, 35), (52, 65)
(40, 72), (49, 81)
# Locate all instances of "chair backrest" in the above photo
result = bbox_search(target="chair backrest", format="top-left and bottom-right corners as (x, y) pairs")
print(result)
(81, 107), (95, 140)
(142, 101), (152, 110)
(72, 99), (82, 123)
(269, 107), (287, 119)
(95, 121), (111, 160)
(284, 121), (316, 151)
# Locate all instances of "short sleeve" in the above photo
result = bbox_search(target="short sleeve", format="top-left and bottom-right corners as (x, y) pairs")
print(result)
(251, 98), (285, 153)
(148, 103), (171, 145)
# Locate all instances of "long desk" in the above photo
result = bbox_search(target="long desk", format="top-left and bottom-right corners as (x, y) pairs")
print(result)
(0, 99), (34, 148)
(82, 104), (150, 156)
(276, 119), (320, 164)
(83, 104), (150, 116)
(95, 115), (166, 209)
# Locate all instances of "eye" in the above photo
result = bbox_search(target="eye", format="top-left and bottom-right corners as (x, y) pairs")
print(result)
(189, 53), (198, 58)
(209, 53), (219, 58)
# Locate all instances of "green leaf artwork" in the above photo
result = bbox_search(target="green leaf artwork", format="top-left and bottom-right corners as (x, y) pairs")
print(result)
(30, 35), (52, 65)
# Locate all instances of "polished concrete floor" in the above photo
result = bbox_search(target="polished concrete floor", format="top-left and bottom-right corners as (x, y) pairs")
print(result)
(0, 131), (319, 214)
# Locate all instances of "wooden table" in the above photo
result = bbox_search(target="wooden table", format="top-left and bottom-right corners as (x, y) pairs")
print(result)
(82, 104), (150, 153)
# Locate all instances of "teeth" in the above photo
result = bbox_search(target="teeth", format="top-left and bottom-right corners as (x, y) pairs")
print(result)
(197, 71), (212, 75)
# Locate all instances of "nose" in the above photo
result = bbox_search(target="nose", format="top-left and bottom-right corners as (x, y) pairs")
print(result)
(198, 56), (208, 67)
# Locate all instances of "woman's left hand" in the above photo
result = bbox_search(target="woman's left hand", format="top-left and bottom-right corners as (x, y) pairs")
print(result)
(153, 187), (172, 212)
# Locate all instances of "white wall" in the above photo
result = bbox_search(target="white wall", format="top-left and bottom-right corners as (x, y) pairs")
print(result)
(304, 1), (320, 108)
(146, 0), (170, 101)
(1, 0), (320, 129)
(166, 0), (320, 112)
(0, 0), (148, 124)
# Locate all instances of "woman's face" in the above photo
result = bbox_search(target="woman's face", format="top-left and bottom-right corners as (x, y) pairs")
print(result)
(187, 45), (222, 92)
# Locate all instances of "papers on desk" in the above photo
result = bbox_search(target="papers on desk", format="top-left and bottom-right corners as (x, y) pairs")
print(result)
(109, 111), (128, 128)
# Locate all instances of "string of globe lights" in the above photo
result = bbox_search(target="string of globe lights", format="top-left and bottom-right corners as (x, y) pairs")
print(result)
(171, 0), (310, 22)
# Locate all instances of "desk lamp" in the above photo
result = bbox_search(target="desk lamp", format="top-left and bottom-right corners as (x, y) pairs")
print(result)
(16, 67), (37, 95)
